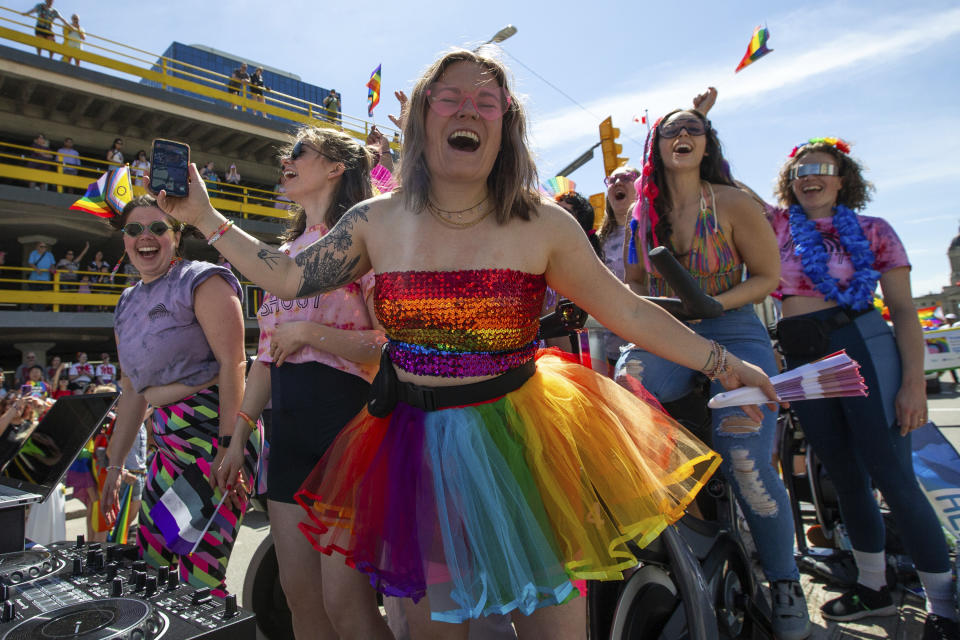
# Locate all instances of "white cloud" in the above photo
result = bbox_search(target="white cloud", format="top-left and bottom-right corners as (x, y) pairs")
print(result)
(529, 6), (960, 155)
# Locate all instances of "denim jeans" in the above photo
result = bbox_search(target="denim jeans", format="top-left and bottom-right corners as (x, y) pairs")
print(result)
(783, 308), (949, 573)
(616, 306), (799, 582)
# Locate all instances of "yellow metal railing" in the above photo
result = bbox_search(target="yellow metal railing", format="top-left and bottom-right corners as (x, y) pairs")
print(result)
(0, 265), (128, 311)
(0, 265), (265, 317)
(0, 141), (296, 222)
(0, 7), (400, 147)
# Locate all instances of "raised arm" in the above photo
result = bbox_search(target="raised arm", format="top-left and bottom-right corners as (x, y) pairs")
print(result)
(155, 163), (372, 300)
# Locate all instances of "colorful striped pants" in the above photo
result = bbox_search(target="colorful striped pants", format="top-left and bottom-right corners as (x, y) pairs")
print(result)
(137, 387), (261, 595)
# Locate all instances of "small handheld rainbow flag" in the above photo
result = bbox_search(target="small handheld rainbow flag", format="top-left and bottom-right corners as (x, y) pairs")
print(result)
(69, 166), (133, 218)
(918, 306), (945, 329)
(366, 64), (382, 117)
(540, 176), (576, 200)
(735, 25), (773, 73)
(709, 350), (867, 407)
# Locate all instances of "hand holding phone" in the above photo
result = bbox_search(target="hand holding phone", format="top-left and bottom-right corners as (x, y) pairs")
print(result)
(150, 139), (191, 197)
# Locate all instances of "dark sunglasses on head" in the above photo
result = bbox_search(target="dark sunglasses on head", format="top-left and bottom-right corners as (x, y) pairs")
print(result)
(659, 117), (708, 139)
(121, 221), (174, 238)
(789, 163), (839, 180)
(604, 171), (639, 187)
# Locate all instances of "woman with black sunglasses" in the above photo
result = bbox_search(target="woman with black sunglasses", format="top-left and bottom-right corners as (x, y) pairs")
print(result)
(101, 195), (261, 596)
(153, 49), (778, 639)
(618, 108), (810, 640)
(771, 140), (956, 640)
(229, 127), (393, 639)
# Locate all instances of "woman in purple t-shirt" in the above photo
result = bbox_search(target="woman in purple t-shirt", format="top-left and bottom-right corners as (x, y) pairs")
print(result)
(772, 139), (954, 636)
(101, 195), (261, 596)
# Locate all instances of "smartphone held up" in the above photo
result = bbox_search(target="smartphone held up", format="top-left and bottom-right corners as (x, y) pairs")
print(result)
(149, 139), (190, 197)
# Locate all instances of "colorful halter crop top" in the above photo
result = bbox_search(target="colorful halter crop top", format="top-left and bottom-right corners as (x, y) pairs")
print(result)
(647, 183), (744, 297)
(374, 269), (547, 378)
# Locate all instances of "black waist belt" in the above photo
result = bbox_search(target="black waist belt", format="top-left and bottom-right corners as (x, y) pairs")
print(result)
(396, 360), (536, 412)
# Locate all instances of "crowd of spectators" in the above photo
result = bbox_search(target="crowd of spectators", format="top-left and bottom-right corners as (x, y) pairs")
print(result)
(2, 350), (118, 399)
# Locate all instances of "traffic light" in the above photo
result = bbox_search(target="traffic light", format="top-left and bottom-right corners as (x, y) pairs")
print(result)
(599, 116), (628, 176)
(588, 193), (605, 230)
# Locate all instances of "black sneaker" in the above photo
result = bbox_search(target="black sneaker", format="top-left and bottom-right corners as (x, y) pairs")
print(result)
(924, 614), (960, 640)
(820, 584), (896, 622)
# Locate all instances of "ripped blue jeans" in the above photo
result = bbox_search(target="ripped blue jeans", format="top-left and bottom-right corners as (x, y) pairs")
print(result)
(615, 305), (799, 582)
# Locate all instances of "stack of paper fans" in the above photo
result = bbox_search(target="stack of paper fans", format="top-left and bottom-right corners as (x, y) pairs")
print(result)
(708, 350), (867, 408)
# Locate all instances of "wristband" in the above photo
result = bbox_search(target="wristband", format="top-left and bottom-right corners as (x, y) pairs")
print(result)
(236, 411), (257, 431)
(218, 435), (232, 449)
(106, 465), (123, 472)
(207, 220), (234, 245)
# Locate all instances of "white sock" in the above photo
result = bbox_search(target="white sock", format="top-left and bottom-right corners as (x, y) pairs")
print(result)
(852, 549), (887, 592)
(918, 570), (959, 621)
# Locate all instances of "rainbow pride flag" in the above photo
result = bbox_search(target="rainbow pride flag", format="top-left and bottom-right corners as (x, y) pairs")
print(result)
(735, 25), (773, 73)
(541, 176), (576, 200)
(918, 306), (946, 329)
(69, 166), (133, 218)
(366, 64), (382, 117)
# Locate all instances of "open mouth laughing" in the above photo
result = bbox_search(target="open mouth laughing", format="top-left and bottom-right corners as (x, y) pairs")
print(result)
(448, 129), (480, 152)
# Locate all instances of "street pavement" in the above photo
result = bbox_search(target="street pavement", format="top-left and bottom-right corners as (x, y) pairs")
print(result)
(61, 374), (960, 638)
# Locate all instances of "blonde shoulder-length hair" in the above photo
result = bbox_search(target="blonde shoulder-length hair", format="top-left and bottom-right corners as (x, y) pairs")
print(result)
(397, 48), (540, 224)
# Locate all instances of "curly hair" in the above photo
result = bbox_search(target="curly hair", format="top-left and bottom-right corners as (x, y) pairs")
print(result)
(556, 192), (602, 258)
(774, 142), (874, 211)
(397, 48), (540, 224)
(646, 110), (734, 253)
(279, 126), (374, 241)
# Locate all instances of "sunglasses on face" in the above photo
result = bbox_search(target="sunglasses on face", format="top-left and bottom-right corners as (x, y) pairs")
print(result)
(426, 83), (512, 121)
(289, 141), (335, 162)
(659, 117), (708, 139)
(789, 163), (839, 180)
(121, 221), (174, 238)
(604, 171), (639, 187)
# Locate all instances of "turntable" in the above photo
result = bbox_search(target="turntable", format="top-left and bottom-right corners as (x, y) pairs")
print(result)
(0, 549), (61, 585)
(1, 598), (163, 640)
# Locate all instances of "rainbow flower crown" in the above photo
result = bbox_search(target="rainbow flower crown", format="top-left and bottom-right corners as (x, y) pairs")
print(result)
(788, 137), (851, 158)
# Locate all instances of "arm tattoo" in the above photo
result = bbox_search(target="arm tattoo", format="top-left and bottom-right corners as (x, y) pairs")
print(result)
(294, 204), (369, 297)
(257, 247), (282, 270)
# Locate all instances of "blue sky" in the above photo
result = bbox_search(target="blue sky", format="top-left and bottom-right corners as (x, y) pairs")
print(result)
(19, 0), (960, 298)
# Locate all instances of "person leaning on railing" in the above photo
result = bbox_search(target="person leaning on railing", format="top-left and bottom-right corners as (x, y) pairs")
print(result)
(23, 0), (69, 58)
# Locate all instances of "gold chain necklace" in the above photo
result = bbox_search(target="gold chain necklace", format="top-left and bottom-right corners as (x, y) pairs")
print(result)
(427, 197), (491, 229)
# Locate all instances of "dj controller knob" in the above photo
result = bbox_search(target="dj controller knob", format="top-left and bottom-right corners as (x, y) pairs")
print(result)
(0, 584), (9, 600)
(130, 629), (145, 640)
(191, 586), (212, 605)
(86, 548), (98, 565)
(93, 550), (105, 571)
(166, 571), (179, 591)
(157, 565), (169, 583)
(72, 557), (83, 576)
(145, 575), (157, 596)
(223, 593), (238, 618)
(112, 577), (124, 597)
(1, 600), (15, 623)
(132, 560), (147, 572)
(7, 571), (22, 584)
(133, 570), (146, 592)
(75, 534), (85, 548)
(105, 562), (119, 580)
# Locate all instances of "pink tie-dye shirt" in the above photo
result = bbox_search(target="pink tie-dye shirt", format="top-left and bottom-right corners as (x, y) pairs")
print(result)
(256, 224), (378, 383)
(767, 206), (910, 298)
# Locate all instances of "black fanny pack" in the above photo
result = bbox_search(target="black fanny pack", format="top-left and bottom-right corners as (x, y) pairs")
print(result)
(777, 307), (871, 358)
(367, 346), (536, 416)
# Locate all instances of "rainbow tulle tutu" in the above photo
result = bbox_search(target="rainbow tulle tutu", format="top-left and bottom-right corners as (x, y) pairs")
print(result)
(295, 350), (720, 623)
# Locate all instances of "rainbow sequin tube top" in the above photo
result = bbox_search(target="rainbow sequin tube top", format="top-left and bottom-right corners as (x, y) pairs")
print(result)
(374, 269), (547, 378)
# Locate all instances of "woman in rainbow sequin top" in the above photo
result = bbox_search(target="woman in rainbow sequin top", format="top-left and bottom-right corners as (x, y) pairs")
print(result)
(156, 49), (778, 639)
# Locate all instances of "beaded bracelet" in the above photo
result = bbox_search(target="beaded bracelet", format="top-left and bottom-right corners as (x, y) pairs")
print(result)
(703, 342), (730, 381)
(206, 220), (234, 245)
(236, 410), (257, 431)
(106, 465), (124, 472)
(217, 435), (232, 449)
